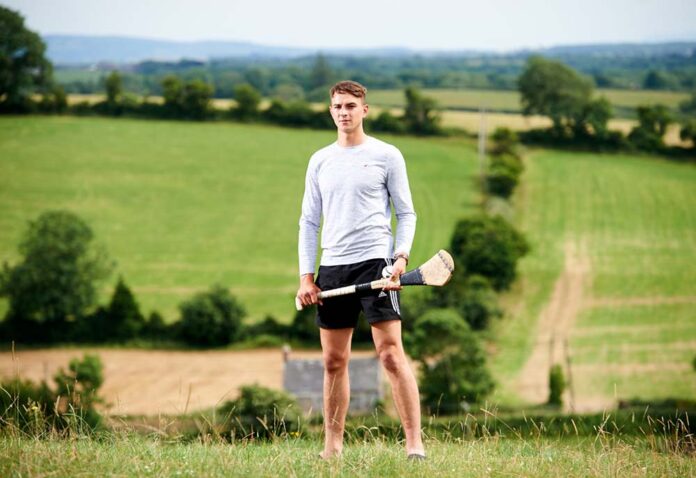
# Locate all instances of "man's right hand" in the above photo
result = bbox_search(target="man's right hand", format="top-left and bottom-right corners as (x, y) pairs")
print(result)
(297, 273), (323, 307)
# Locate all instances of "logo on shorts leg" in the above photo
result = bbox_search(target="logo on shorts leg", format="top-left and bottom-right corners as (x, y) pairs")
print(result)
(378, 291), (387, 298)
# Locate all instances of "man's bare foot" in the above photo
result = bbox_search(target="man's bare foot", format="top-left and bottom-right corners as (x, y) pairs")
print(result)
(319, 449), (342, 459)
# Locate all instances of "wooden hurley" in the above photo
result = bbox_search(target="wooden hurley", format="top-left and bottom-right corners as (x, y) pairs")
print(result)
(295, 249), (455, 311)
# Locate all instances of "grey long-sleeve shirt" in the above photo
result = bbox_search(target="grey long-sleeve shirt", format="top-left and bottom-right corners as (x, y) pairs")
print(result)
(298, 136), (417, 276)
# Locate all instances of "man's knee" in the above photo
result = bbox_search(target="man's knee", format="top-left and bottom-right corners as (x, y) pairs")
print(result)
(323, 351), (349, 375)
(378, 344), (404, 375)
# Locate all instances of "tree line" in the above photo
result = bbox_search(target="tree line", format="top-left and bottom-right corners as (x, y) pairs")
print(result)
(2, 5), (695, 155)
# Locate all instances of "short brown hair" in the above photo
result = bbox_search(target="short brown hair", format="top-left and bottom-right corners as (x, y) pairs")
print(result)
(330, 80), (367, 101)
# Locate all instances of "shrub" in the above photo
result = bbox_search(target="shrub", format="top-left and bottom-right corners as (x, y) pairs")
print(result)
(104, 277), (145, 341)
(231, 83), (261, 121)
(490, 127), (520, 157)
(0, 354), (105, 433)
(141, 311), (170, 340)
(408, 308), (494, 414)
(548, 364), (566, 407)
(369, 111), (406, 134)
(178, 285), (246, 347)
(218, 384), (301, 439)
(288, 305), (318, 342)
(490, 152), (524, 177)
(242, 315), (289, 340)
(450, 215), (529, 291)
(430, 274), (501, 330)
(485, 163), (519, 199)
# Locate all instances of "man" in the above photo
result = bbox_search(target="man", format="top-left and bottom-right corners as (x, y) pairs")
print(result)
(297, 80), (425, 460)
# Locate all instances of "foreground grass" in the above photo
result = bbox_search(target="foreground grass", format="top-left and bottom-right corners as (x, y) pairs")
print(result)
(2, 434), (694, 477)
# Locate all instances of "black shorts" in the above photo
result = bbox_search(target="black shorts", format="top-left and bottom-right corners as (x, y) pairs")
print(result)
(315, 258), (401, 329)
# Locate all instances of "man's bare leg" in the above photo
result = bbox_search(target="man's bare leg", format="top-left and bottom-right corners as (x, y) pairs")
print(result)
(319, 327), (353, 458)
(371, 320), (425, 456)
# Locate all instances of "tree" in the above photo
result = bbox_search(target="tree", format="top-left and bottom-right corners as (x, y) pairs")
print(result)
(403, 87), (441, 135)
(309, 53), (332, 90)
(160, 76), (213, 120)
(679, 91), (696, 116)
(178, 285), (246, 346)
(181, 79), (213, 120)
(232, 83), (261, 121)
(408, 308), (494, 413)
(628, 104), (672, 151)
(643, 70), (670, 90)
(104, 277), (145, 341)
(104, 71), (123, 105)
(450, 215), (529, 291)
(518, 56), (593, 133)
(547, 364), (566, 407)
(0, 6), (53, 112)
(162, 75), (183, 116)
(680, 119), (696, 150)
(0, 211), (113, 342)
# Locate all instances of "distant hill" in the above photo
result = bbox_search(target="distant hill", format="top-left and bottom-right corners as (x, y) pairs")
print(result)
(45, 34), (696, 65)
(44, 35), (414, 65)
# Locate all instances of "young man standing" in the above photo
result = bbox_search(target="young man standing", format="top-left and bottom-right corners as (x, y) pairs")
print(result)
(297, 80), (425, 460)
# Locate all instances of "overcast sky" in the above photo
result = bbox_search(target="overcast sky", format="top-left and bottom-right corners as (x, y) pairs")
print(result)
(6, 0), (696, 51)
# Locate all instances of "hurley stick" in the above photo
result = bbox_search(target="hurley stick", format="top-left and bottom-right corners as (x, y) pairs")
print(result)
(295, 249), (455, 310)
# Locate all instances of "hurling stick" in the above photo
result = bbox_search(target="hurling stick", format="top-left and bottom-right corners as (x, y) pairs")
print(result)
(295, 249), (455, 311)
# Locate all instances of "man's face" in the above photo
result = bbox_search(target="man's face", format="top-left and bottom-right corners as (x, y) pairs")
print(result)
(330, 92), (368, 134)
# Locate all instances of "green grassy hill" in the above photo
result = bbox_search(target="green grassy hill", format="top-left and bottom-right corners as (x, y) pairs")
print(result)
(0, 116), (480, 322)
(490, 149), (696, 406)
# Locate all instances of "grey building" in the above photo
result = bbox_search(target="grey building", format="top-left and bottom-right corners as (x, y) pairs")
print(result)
(283, 356), (383, 414)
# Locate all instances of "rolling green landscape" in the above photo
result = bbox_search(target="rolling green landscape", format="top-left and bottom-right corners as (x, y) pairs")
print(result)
(2, 115), (695, 407)
(367, 88), (691, 116)
(0, 116), (481, 322)
(489, 149), (696, 406)
(2, 112), (695, 477)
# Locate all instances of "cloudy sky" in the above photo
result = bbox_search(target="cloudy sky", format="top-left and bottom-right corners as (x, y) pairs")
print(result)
(6, 0), (696, 51)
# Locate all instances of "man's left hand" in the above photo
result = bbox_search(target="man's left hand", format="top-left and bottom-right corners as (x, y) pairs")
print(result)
(384, 257), (406, 291)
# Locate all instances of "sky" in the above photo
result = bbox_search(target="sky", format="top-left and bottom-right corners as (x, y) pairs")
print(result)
(5, 0), (696, 51)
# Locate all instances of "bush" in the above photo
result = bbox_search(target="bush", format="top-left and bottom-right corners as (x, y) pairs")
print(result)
(430, 274), (501, 330)
(178, 285), (246, 347)
(0, 354), (104, 433)
(408, 309), (494, 414)
(369, 111), (406, 134)
(141, 311), (170, 340)
(485, 163), (519, 199)
(490, 127), (520, 157)
(104, 277), (145, 341)
(450, 215), (529, 291)
(242, 315), (289, 340)
(231, 83), (261, 121)
(490, 152), (524, 177)
(548, 364), (566, 407)
(288, 305), (318, 342)
(218, 384), (301, 439)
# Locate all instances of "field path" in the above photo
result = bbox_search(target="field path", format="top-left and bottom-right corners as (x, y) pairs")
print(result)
(0, 348), (375, 416)
(514, 241), (593, 410)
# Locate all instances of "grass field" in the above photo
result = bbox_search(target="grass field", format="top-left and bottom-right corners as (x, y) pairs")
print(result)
(367, 88), (691, 115)
(2, 434), (694, 477)
(489, 149), (696, 407)
(0, 116), (480, 322)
